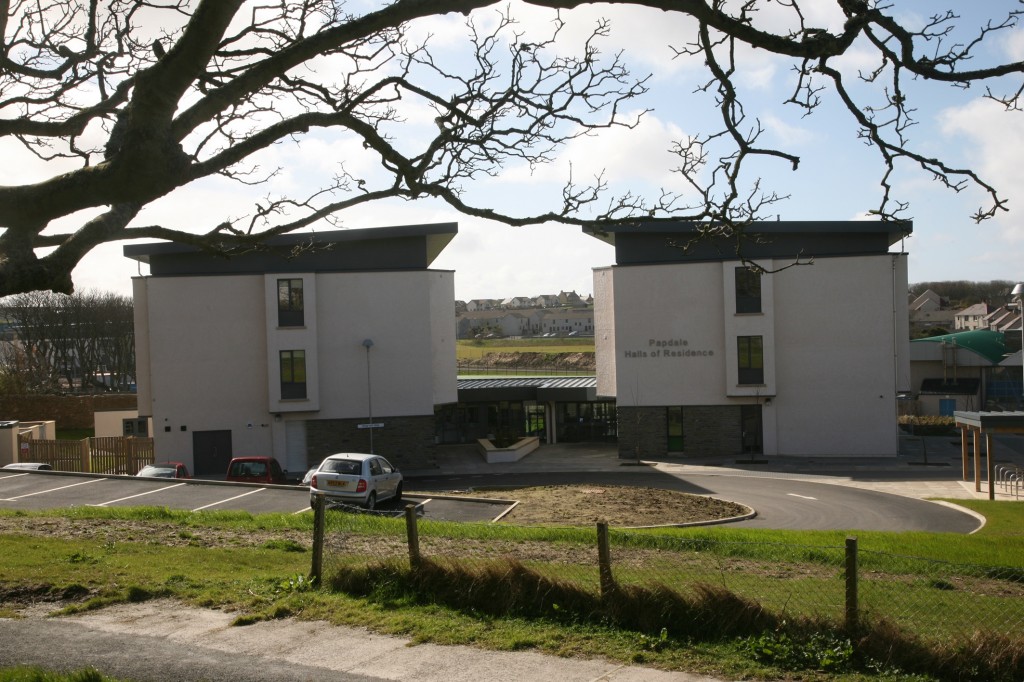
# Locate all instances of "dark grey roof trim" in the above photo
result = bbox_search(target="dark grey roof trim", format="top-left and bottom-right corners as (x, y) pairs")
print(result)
(124, 223), (457, 275)
(584, 220), (912, 265)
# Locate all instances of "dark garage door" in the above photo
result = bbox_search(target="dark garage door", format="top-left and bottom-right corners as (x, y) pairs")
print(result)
(193, 430), (232, 477)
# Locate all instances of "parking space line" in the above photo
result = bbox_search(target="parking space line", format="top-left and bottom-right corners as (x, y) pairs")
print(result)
(192, 488), (265, 511)
(0, 473), (29, 480)
(91, 482), (187, 506)
(4, 477), (106, 500)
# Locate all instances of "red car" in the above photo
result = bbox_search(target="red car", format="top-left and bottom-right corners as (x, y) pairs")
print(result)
(225, 456), (287, 484)
(137, 461), (191, 479)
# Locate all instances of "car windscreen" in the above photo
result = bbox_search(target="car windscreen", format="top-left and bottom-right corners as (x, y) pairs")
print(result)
(321, 459), (361, 475)
(230, 461), (267, 477)
(140, 467), (175, 477)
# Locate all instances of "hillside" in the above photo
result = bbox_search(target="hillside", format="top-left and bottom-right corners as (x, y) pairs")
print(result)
(458, 351), (596, 372)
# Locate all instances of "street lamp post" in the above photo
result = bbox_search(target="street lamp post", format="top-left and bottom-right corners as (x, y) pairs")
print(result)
(362, 338), (374, 453)
(1013, 283), (1024, 409)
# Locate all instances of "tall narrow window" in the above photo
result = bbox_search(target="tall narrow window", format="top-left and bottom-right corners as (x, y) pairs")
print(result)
(737, 336), (764, 385)
(667, 406), (684, 452)
(280, 350), (307, 399)
(735, 267), (762, 314)
(277, 278), (304, 327)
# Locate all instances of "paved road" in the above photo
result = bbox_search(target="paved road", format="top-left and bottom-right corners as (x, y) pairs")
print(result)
(408, 470), (982, 533)
(0, 467), (981, 532)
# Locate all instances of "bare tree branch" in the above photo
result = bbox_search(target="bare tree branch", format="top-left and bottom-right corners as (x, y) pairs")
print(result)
(0, 0), (1021, 295)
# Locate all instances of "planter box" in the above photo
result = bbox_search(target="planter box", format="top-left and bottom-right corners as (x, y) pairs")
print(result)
(477, 436), (540, 464)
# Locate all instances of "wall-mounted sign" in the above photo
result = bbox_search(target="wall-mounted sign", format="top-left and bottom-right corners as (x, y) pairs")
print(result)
(623, 338), (714, 359)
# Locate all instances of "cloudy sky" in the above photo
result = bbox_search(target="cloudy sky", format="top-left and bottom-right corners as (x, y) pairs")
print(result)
(10, 1), (1024, 301)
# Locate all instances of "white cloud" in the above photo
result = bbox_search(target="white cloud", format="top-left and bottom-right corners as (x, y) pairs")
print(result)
(938, 97), (1024, 242)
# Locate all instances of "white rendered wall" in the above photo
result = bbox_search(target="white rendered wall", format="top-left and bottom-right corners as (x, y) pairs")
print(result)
(135, 270), (456, 468)
(596, 253), (908, 457)
(604, 261), (728, 406)
(593, 267), (616, 398)
(429, 271), (458, 406)
(135, 275), (272, 464)
(772, 254), (905, 456)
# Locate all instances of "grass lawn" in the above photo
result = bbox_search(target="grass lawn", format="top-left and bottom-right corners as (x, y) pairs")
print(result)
(0, 500), (1021, 681)
(456, 337), (594, 361)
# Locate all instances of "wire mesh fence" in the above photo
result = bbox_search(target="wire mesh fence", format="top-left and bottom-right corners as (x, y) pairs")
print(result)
(311, 499), (1024, 647)
(857, 550), (1024, 643)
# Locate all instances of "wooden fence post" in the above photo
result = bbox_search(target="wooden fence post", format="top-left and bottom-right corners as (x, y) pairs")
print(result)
(405, 504), (421, 570)
(845, 536), (858, 632)
(310, 494), (325, 585)
(597, 521), (615, 599)
(80, 438), (91, 473)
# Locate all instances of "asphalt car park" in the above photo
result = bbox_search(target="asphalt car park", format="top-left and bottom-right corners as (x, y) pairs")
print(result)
(0, 470), (510, 522)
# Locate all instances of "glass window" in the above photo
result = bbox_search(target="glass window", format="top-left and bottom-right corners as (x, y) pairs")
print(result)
(667, 406), (684, 452)
(280, 350), (307, 399)
(277, 279), (304, 327)
(737, 336), (764, 385)
(735, 267), (762, 314)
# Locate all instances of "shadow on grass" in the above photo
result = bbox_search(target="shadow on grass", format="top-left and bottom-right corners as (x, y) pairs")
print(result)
(328, 557), (1023, 681)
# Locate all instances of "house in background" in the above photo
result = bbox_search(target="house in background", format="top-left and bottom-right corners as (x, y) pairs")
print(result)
(955, 303), (992, 331)
(589, 221), (913, 458)
(908, 289), (955, 337)
(125, 223), (458, 476)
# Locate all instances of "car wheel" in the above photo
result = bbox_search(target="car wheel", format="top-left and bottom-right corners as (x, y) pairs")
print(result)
(365, 492), (376, 511)
(394, 483), (403, 503)
(309, 496), (316, 509)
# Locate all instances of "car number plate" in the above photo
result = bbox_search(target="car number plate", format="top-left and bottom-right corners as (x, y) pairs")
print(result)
(327, 480), (349, 488)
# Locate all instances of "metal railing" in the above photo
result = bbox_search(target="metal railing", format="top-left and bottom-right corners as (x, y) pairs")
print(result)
(995, 463), (1023, 499)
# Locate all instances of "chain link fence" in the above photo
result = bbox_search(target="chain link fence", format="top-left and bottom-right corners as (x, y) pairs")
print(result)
(310, 498), (1024, 650)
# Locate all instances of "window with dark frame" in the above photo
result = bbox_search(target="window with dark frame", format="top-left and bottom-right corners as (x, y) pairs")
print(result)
(735, 267), (762, 314)
(667, 406), (684, 452)
(737, 336), (764, 385)
(277, 278), (304, 327)
(280, 350), (307, 399)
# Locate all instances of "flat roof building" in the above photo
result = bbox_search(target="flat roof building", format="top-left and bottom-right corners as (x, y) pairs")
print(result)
(588, 221), (913, 458)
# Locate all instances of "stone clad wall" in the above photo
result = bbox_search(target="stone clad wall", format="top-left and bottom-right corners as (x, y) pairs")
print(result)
(0, 395), (138, 430)
(305, 415), (438, 471)
(616, 406), (667, 459)
(617, 405), (743, 458)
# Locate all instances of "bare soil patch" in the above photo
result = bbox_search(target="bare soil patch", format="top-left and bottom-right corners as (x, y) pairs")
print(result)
(462, 485), (749, 526)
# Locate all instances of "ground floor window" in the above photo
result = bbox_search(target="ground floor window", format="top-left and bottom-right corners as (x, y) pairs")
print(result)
(436, 400), (617, 444)
(741, 404), (763, 454)
(556, 402), (617, 443)
(666, 406), (684, 452)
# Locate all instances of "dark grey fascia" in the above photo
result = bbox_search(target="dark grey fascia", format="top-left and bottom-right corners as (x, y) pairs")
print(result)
(583, 220), (913, 266)
(124, 223), (457, 276)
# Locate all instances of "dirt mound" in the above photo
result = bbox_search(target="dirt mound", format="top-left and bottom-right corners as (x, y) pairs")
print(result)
(460, 351), (595, 370)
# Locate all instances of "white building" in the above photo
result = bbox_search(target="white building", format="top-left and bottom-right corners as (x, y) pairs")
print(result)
(125, 224), (458, 476)
(589, 221), (912, 458)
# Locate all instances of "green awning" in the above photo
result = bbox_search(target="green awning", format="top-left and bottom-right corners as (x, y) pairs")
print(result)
(911, 329), (1008, 365)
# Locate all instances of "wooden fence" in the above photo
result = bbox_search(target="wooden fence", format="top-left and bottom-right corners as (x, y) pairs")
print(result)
(17, 436), (155, 475)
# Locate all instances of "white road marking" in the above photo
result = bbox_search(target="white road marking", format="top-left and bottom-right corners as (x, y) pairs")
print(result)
(4, 477), (106, 500)
(787, 493), (818, 500)
(91, 482), (187, 506)
(191, 488), (265, 512)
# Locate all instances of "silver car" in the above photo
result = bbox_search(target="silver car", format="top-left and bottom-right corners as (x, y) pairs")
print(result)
(309, 453), (402, 510)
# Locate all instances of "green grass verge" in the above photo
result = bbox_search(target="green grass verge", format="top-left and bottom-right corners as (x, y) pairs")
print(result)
(0, 668), (125, 682)
(1, 502), (1022, 681)
(456, 337), (594, 361)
